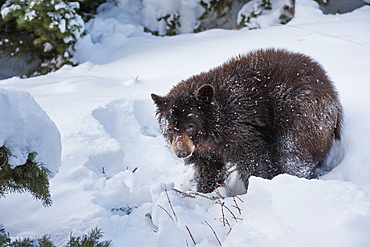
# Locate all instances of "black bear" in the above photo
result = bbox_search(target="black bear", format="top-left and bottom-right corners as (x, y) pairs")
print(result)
(151, 48), (342, 193)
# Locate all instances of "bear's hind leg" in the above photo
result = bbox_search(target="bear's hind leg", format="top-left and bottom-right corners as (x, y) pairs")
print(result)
(274, 134), (320, 179)
(236, 149), (278, 191)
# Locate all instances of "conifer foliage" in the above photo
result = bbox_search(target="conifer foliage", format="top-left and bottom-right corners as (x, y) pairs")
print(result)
(67, 228), (112, 247)
(0, 225), (112, 247)
(141, 0), (297, 36)
(0, 0), (84, 75)
(0, 146), (52, 207)
(237, 0), (295, 29)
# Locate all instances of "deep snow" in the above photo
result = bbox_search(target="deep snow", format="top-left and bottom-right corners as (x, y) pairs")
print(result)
(1, 0), (370, 246)
(0, 89), (61, 176)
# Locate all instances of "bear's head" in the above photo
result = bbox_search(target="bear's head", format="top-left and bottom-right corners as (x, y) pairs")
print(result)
(151, 84), (219, 158)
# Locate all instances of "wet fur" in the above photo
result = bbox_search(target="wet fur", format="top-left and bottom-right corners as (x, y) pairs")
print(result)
(152, 48), (342, 193)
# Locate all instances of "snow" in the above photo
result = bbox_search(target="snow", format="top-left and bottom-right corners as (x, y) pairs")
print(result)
(43, 42), (53, 52)
(238, 0), (294, 28)
(141, 0), (204, 35)
(0, 89), (61, 176)
(0, 4), (20, 18)
(24, 9), (37, 21)
(1, 0), (370, 246)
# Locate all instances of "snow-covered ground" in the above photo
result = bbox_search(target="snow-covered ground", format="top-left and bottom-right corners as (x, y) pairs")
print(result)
(1, 0), (370, 246)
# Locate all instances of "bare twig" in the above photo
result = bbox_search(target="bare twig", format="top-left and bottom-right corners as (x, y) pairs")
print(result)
(215, 188), (225, 200)
(203, 221), (222, 246)
(220, 216), (231, 227)
(188, 191), (219, 201)
(226, 227), (232, 236)
(231, 204), (242, 215)
(219, 184), (244, 203)
(220, 202), (226, 226)
(219, 204), (233, 235)
(172, 188), (196, 198)
(219, 184), (243, 215)
(165, 188), (178, 221)
(172, 186), (244, 243)
(157, 204), (173, 221)
(223, 204), (242, 222)
(185, 225), (196, 245)
(173, 188), (218, 201)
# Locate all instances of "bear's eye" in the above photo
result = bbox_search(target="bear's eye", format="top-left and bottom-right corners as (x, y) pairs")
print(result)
(186, 124), (195, 135)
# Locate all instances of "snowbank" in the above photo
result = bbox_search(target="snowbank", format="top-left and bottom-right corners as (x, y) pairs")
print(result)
(146, 175), (370, 247)
(0, 89), (61, 176)
(224, 175), (370, 247)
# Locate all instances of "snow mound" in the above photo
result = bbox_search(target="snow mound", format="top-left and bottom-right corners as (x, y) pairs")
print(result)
(224, 175), (370, 247)
(98, 175), (370, 247)
(0, 89), (61, 176)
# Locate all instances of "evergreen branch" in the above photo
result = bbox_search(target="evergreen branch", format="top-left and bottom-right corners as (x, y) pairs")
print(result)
(67, 227), (112, 247)
(0, 146), (52, 207)
(1, 224), (112, 247)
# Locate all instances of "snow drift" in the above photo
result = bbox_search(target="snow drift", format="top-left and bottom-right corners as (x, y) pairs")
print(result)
(0, 89), (61, 176)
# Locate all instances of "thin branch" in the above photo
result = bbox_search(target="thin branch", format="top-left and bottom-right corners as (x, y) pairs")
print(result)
(172, 188), (219, 201)
(172, 188), (196, 198)
(157, 204), (173, 221)
(185, 225), (196, 245)
(215, 188), (225, 200)
(203, 221), (222, 246)
(165, 188), (178, 221)
(219, 183), (244, 203)
(220, 202), (226, 226)
(219, 184), (243, 215)
(188, 191), (219, 201)
(222, 204), (242, 222)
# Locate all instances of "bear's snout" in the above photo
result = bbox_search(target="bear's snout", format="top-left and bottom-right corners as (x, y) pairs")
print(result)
(176, 149), (190, 158)
(172, 133), (194, 158)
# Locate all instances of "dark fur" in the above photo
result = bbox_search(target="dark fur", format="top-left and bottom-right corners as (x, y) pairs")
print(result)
(152, 48), (342, 193)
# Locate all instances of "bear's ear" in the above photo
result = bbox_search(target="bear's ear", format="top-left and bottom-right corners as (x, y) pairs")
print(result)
(195, 84), (215, 103)
(151, 93), (168, 111)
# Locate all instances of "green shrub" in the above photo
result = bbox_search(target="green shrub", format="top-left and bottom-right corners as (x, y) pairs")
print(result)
(0, 226), (112, 247)
(67, 228), (112, 247)
(0, 0), (84, 76)
(0, 146), (52, 207)
(197, 0), (234, 31)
